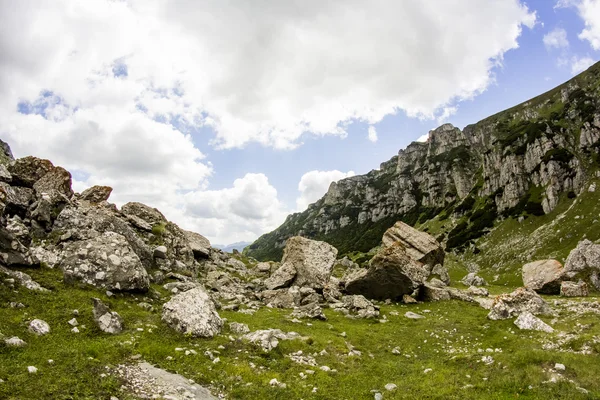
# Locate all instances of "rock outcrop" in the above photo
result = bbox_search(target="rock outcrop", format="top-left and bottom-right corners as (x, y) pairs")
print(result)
(522, 259), (563, 294)
(60, 231), (150, 292)
(162, 287), (223, 338)
(563, 240), (600, 291)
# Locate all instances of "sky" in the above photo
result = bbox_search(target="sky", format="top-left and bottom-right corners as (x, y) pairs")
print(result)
(1, 0), (599, 246)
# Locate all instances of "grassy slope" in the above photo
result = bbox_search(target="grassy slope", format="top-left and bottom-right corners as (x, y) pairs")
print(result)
(1, 267), (600, 399)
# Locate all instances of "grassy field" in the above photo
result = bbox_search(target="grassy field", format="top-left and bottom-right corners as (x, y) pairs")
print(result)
(1, 267), (599, 399)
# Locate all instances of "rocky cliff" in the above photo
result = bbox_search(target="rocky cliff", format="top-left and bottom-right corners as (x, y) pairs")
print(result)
(246, 62), (600, 261)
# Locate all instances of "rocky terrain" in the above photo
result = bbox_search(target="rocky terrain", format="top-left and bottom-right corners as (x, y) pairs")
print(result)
(1, 66), (600, 400)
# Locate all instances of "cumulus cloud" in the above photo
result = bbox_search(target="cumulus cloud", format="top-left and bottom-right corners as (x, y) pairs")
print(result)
(367, 126), (378, 143)
(571, 55), (596, 74)
(416, 134), (430, 143)
(0, 0), (536, 243)
(543, 28), (569, 49)
(577, 0), (600, 49)
(296, 170), (356, 211)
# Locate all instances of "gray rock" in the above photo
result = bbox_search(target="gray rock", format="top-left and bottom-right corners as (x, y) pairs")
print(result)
(466, 286), (489, 297)
(0, 227), (38, 267)
(229, 322), (250, 334)
(270, 236), (337, 290)
(153, 245), (168, 259)
(28, 319), (50, 336)
(264, 262), (296, 290)
(430, 264), (451, 285)
(522, 259), (563, 294)
(0, 183), (34, 218)
(341, 295), (380, 318)
(0, 265), (47, 291)
(5, 336), (26, 347)
(291, 302), (327, 320)
(461, 273), (487, 287)
(514, 312), (554, 333)
(487, 288), (553, 320)
(346, 243), (430, 300)
(80, 185), (113, 203)
(560, 280), (589, 297)
(242, 329), (302, 351)
(32, 165), (73, 204)
(184, 230), (211, 259)
(382, 221), (445, 267)
(563, 240), (600, 291)
(162, 287), (223, 338)
(59, 231), (150, 292)
(92, 298), (124, 334)
(405, 311), (424, 319)
(8, 156), (54, 188)
(256, 262), (272, 273)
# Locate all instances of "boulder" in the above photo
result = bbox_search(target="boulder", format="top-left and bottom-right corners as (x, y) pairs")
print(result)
(256, 262), (272, 273)
(161, 287), (223, 338)
(560, 280), (589, 297)
(264, 262), (296, 290)
(153, 245), (168, 259)
(563, 240), (600, 291)
(522, 259), (563, 294)
(0, 227), (38, 267)
(229, 322), (250, 334)
(487, 288), (553, 320)
(381, 221), (444, 266)
(0, 183), (34, 218)
(514, 312), (554, 333)
(273, 236), (337, 290)
(345, 243), (430, 300)
(80, 186), (113, 203)
(291, 302), (327, 320)
(184, 230), (211, 259)
(420, 284), (451, 302)
(7, 156), (54, 188)
(258, 289), (296, 308)
(59, 231), (150, 291)
(461, 273), (487, 287)
(92, 298), (124, 334)
(467, 286), (489, 297)
(121, 202), (167, 228)
(28, 319), (50, 336)
(32, 166), (73, 203)
(430, 264), (450, 285)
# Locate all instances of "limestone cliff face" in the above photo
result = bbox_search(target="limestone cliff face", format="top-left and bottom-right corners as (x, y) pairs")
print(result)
(246, 62), (600, 261)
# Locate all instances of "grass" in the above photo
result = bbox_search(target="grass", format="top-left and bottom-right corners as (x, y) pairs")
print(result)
(1, 267), (600, 399)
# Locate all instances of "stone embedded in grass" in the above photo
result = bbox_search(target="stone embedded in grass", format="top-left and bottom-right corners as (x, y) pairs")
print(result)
(423, 368), (432, 374)
(92, 298), (124, 334)
(467, 286), (489, 297)
(68, 318), (78, 326)
(385, 383), (397, 391)
(242, 329), (303, 352)
(554, 363), (566, 372)
(481, 356), (494, 365)
(28, 319), (50, 336)
(487, 287), (553, 320)
(27, 366), (38, 374)
(5, 336), (26, 347)
(161, 287), (223, 338)
(229, 322), (250, 334)
(513, 312), (554, 333)
(405, 311), (425, 319)
(71, 327), (79, 333)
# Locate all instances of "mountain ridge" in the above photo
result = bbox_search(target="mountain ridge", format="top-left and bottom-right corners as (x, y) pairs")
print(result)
(245, 61), (600, 262)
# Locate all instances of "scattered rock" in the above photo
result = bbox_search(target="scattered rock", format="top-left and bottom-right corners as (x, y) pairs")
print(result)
(461, 273), (487, 287)
(560, 280), (589, 297)
(514, 312), (554, 333)
(162, 287), (223, 338)
(487, 288), (553, 320)
(522, 259), (563, 294)
(229, 322), (250, 334)
(92, 298), (124, 334)
(563, 240), (600, 291)
(5, 337), (27, 347)
(467, 286), (489, 296)
(28, 319), (50, 336)
(340, 295), (380, 318)
(291, 302), (327, 320)
(554, 363), (566, 372)
(27, 366), (38, 374)
(242, 329), (303, 352)
(405, 311), (424, 319)
(385, 383), (397, 391)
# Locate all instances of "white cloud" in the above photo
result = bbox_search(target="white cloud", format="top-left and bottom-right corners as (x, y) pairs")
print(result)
(578, 0), (600, 49)
(178, 173), (288, 245)
(436, 106), (458, 124)
(0, 0), (536, 244)
(416, 134), (430, 143)
(571, 55), (596, 74)
(367, 126), (378, 143)
(296, 170), (356, 211)
(543, 28), (569, 49)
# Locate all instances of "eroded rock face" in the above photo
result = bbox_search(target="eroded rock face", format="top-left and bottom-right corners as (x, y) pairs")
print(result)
(92, 298), (124, 334)
(162, 287), (223, 338)
(345, 243), (430, 300)
(487, 287), (553, 320)
(522, 259), (563, 294)
(563, 240), (600, 291)
(560, 280), (589, 297)
(60, 231), (150, 292)
(381, 221), (444, 267)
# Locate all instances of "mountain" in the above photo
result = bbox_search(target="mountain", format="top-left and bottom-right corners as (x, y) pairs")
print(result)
(246, 61), (600, 262)
(213, 241), (252, 253)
